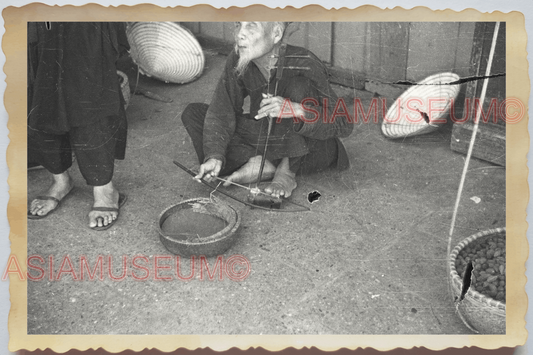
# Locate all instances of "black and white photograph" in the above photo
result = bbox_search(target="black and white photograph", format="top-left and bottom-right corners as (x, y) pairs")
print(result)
(2, 2), (526, 351)
(24, 18), (510, 336)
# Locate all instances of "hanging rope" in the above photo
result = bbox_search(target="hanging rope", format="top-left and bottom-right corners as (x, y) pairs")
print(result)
(447, 22), (501, 305)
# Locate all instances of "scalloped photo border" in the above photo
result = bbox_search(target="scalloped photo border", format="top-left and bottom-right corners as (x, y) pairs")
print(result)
(3, 4), (528, 353)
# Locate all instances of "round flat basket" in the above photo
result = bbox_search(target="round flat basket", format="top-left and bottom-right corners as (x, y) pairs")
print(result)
(382, 72), (461, 139)
(127, 22), (205, 84)
(449, 227), (506, 334)
(117, 70), (131, 109)
(157, 198), (241, 257)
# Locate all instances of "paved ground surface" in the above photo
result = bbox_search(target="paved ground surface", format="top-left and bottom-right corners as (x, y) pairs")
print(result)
(27, 49), (505, 335)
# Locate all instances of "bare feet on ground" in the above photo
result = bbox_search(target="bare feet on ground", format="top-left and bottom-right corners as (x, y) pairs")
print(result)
(223, 155), (276, 186)
(264, 157), (297, 198)
(29, 172), (74, 217)
(88, 181), (120, 229)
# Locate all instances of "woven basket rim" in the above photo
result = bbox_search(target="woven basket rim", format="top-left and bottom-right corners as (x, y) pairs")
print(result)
(449, 227), (506, 311)
(157, 197), (241, 246)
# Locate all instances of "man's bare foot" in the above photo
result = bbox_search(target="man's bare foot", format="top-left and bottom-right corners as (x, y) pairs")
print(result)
(223, 156), (276, 186)
(29, 172), (74, 217)
(89, 181), (120, 229)
(264, 157), (297, 198)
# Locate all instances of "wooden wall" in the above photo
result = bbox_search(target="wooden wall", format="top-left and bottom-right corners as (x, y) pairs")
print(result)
(181, 22), (477, 83)
(465, 22), (506, 123)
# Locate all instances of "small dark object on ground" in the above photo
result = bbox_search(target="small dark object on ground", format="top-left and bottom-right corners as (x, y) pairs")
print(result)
(307, 190), (321, 203)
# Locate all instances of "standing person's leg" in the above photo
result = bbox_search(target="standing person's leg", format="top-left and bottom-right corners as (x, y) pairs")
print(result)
(70, 115), (127, 230)
(27, 128), (75, 218)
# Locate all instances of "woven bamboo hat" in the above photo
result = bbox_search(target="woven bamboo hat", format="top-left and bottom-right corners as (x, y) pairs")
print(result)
(381, 72), (461, 139)
(126, 22), (205, 84)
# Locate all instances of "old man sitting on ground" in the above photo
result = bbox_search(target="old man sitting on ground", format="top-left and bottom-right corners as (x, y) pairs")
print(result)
(182, 22), (353, 199)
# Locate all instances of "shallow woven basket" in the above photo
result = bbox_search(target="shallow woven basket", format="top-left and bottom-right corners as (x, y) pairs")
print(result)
(157, 198), (241, 257)
(126, 22), (205, 84)
(117, 70), (131, 109)
(449, 227), (506, 334)
(382, 72), (461, 139)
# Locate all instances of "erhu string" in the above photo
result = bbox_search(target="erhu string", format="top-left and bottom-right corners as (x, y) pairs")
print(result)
(248, 52), (277, 192)
(209, 181), (223, 203)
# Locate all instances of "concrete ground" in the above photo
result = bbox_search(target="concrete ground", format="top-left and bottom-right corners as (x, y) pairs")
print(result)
(27, 49), (505, 335)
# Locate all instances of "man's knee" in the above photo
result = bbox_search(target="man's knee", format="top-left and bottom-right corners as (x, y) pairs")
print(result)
(181, 103), (208, 127)
(283, 76), (317, 103)
(298, 138), (341, 175)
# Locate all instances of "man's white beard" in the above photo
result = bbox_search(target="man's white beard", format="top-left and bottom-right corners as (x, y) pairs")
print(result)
(235, 52), (252, 77)
(234, 39), (273, 77)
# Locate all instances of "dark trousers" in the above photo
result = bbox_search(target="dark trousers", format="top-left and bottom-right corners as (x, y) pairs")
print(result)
(181, 103), (348, 176)
(28, 115), (127, 186)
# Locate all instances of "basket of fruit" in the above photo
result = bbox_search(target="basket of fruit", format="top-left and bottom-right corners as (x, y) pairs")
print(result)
(449, 227), (506, 334)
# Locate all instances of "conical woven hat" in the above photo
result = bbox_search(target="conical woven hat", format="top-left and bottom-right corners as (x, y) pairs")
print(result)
(382, 72), (461, 139)
(127, 22), (205, 84)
